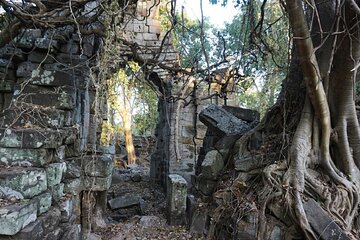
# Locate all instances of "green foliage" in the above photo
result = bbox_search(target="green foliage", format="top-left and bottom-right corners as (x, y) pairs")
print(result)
(108, 61), (158, 137)
(161, 6), (214, 69)
(213, 1), (288, 115)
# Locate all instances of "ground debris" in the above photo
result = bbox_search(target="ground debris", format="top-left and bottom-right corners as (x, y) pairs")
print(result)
(96, 163), (204, 240)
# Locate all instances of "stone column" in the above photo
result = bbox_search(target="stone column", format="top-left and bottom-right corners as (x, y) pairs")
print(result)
(167, 174), (187, 225)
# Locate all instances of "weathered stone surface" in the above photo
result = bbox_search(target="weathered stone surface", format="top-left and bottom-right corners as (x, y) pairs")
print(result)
(108, 194), (141, 210)
(189, 206), (209, 235)
(29, 69), (73, 86)
(0, 186), (23, 200)
(0, 46), (25, 62)
(236, 211), (257, 240)
(80, 155), (114, 177)
(16, 62), (39, 77)
(0, 58), (13, 69)
(64, 160), (81, 178)
(61, 224), (81, 240)
(33, 191), (52, 215)
(167, 174), (187, 225)
(82, 175), (111, 191)
(0, 147), (53, 167)
(60, 41), (79, 54)
(139, 216), (162, 227)
(201, 150), (224, 180)
(304, 199), (350, 240)
(43, 227), (62, 240)
(0, 201), (38, 235)
(0, 108), (68, 129)
(14, 85), (76, 110)
(96, 145), (115, 155)
(192, 174), (217, 196)
(0, 80), (14, 92)
(65, 141), (81, 158)
(37, 207), (61, 232)
(58, 196), (74, 223)
(199, 105), (251, 137)
(35, 38), (59, 50)
(214, 135), (239, 151)
(234, 153), (273, 172)
(269, 225), (282, 240)
(15, 219), (44, 240)
(56, 54), (88, 66)
(27, 51), (54, 64)
(64, 178), (82, 195)
(83, 35), (95, 57)
(46, 162), (66, 187)
(222, 106), (260, 123)
(0, 168), (47, 198)
(49, 183), (64, 201)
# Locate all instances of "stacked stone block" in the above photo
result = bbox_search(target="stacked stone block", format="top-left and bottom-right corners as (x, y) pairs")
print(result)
(0, 6), (112, 240)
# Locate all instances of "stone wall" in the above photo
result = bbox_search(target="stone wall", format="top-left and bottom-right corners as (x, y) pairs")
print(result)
(0, 1), (113, 239)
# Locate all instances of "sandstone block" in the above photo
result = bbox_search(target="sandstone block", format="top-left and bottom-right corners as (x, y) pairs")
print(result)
(49, 183), (64, 201)
(59, 196), (73, 222)
(201, 150), (224, 180)
(33, 191), (52, 215)
(15, 219), (44, 240)
(80, 154), (114, 178)
(108, 194), (141, 210)
(0, 147), (53, 167)
(199, 104), (251, 137)
(0, 201), (37, 235)
(29, 69), (73, 86)
(35, 38), (59, 50)
(64, 178), (82, 195)
(304, 199), (349, 240)
(0, 46), (25, 62)
(167, 174), (187, 225)
(16, 62), (39, 77)
(222, 106), (260, 123)
(0, 108), (68, 129)
(0, 168), (47, 198)
(37, 207), (61, 232)
(46, 162), (67, 187)
(82, 175), (111, 191)
(27, 51), (54, 64)
(0, 80), (14, 92)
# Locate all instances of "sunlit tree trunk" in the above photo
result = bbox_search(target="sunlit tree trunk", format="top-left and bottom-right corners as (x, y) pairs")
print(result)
(122, 111), (136, 165)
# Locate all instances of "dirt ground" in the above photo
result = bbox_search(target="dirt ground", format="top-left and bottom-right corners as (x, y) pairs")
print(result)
(96, 162), (204, 240)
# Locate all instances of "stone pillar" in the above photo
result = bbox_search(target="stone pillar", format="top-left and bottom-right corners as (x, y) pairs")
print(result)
(167, 174), (187, 225)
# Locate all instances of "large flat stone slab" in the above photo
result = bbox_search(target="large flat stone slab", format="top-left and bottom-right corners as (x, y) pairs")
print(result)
(108, 194), (141, 210)
(304, 198), (350, 240)
(0, 128), (76, 149)
(0, 168), (47, 198)
(199, 105), (251, 137)
(14, 85), (76, 110)
(222, 106), (260, 123)
(0, 201), (38, 235)
(0, 147), (53, 167)
(0, 107), (70, 129)
(28, 69), (74, 86)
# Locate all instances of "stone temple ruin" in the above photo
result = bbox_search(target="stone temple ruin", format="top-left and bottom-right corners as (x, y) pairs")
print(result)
(0, 0), (264, 239)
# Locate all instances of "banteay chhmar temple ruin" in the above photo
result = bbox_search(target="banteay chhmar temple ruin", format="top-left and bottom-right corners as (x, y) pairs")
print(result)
(0, 1), (286, 239)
